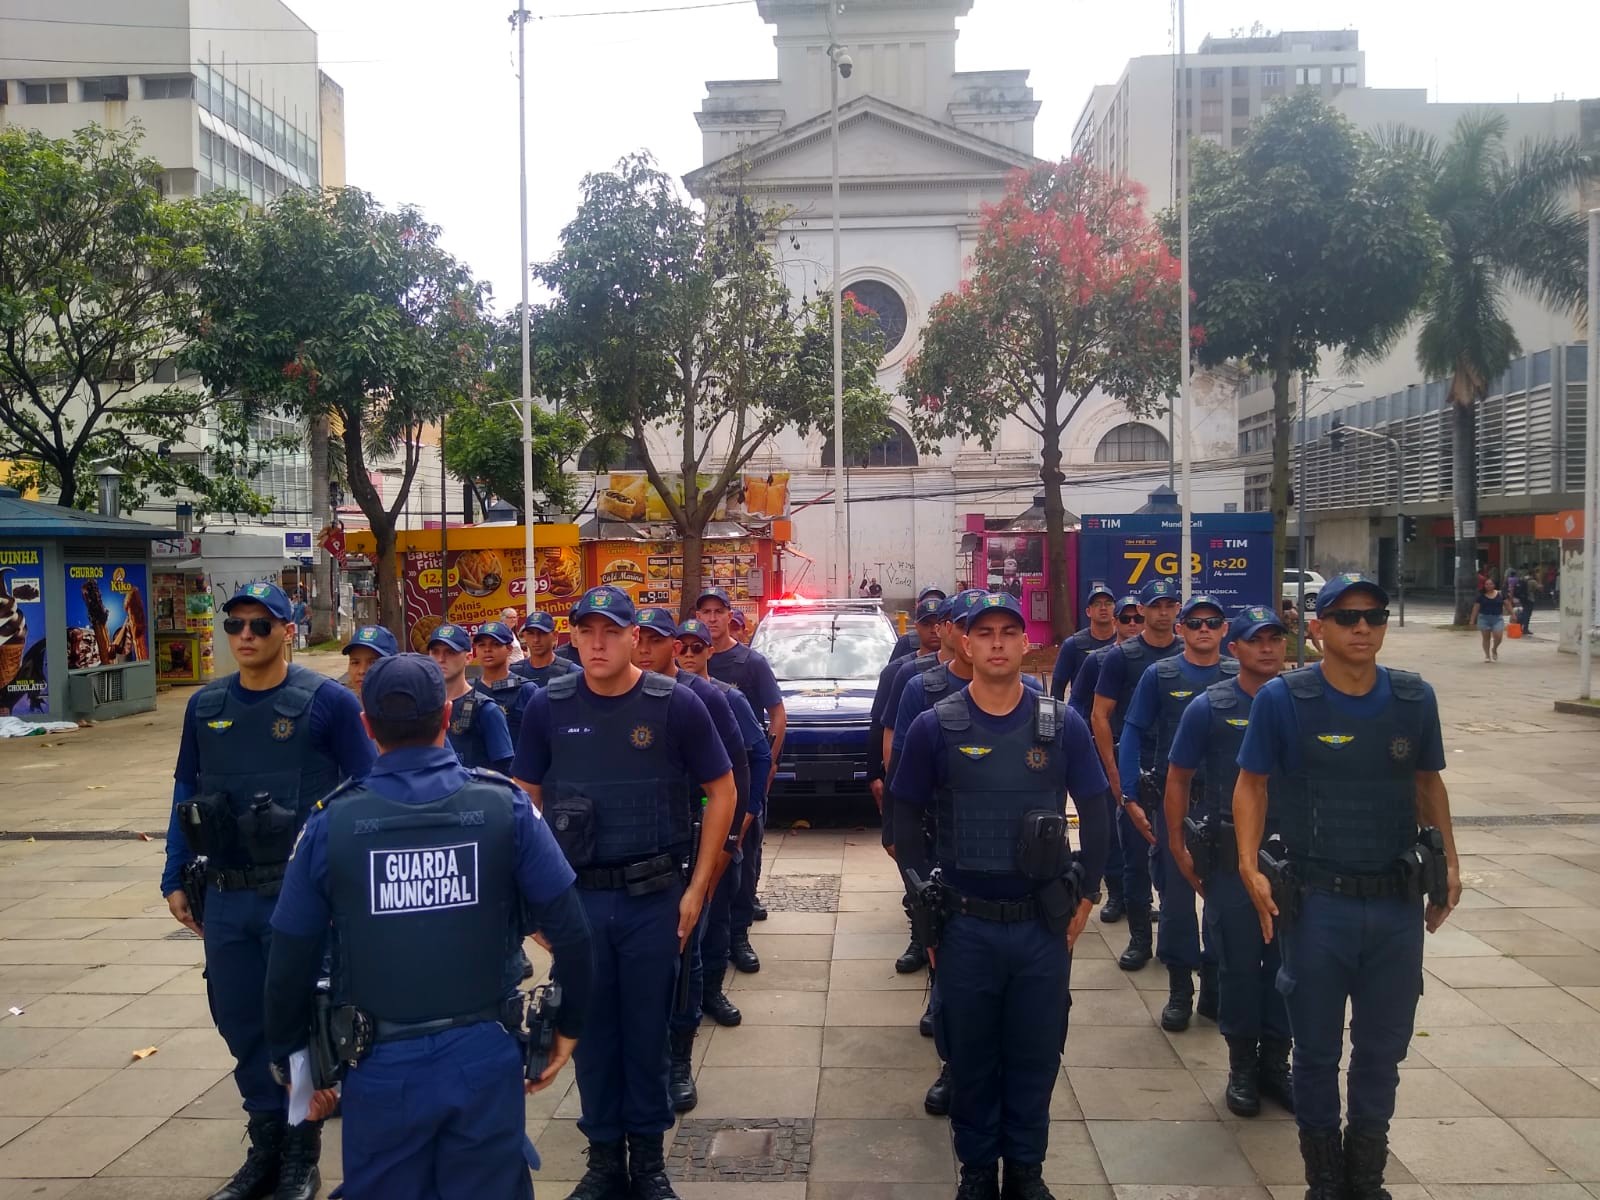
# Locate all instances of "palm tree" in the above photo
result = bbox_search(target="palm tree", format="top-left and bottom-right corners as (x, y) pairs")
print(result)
(1382, 112), (1600, 622)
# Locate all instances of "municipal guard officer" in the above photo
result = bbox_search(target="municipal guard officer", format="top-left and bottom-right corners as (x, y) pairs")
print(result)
(892, 593), (1112, 1200)
(472, 621), (541, 743)
(729, 607), (751, 644)
(161, 582), (374, 1200)
(1050, 582), (1117, 700)
(632, 607), (750, 1112)
(870, 596), (946, 828)
(427, 623), (514, 773)
(342, 624), (398, 700)
(1119, 593), (1236, 1030)
(1164, 604), (1293, 1117)
(1092, 579), (1184, 971)
(264, 653), (596, 1200)
(513, 586), (736, 1200)
(517, 610), (584, 686)
(890, 584), (948, 660)
(1235, 575), (1460, 1200)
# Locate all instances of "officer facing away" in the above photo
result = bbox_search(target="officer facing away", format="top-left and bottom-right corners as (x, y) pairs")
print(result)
(472, 621), (541, 744)
(1092, 579), (1184, 972)
(517, 610), (584, 687)
(892, 593), (1112, 1200)
(162, 582), (374, 1200)
(1234, 575), (1461, 1200)
(341, 625), (398, 701)
(1050, 581), (1117, 701)
(427, 623), (515, 774)
(1163, 605), (1294, 1118)
(1118, 593), (1237, 1031)
(264, 653), (596, 1200)
(513, 585), (736, 1200)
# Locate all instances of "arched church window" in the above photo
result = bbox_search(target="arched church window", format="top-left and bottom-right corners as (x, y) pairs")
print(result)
(820, 420), (919, 469)
(842, 278), (909, 354)
(1094, 422), (1170, 464)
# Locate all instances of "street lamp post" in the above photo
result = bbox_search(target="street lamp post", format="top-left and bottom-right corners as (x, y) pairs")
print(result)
(1331, 417), (1406, 627)
(511, 6), (537, 616)
(1296, 377), (1364, 665)
(826, 17), (849, 598)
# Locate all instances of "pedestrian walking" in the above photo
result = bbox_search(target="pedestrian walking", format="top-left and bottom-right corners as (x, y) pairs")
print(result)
(1469, 575), (1509, 661)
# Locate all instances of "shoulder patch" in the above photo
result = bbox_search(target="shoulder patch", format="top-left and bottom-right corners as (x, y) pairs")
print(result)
(934, 691), (971, 733)
(546, 673), (581, 701)
(641, 670), (677, 698)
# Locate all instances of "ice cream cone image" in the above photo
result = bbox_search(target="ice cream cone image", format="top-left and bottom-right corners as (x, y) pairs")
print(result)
(82, 580), (112, 663)
(0, 569), (25, 689)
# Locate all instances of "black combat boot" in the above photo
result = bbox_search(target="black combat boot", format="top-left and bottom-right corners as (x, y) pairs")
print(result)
(1298, 1127), (1345, 1200)
(273, 1120), (320, 1200)
(1258, 1035), (1295, 1113)
(896, 936), (928, 974)
(1099, 878), (1126, 923)
(1001, 1160), (1055, 1200)
(730, 932), (761, 974)
(1196, 961), (1219, 1021)
(1117, 905), (1153, 971)
(956, 1162), (1002, 1200)
(668, 1027), (698, 1113)
(207, 1113), (283, 1200)
(1224, 1037), (1261, 1117)
(626, 1132), (679, 1200)
(702, 966), (742, 1027)
(1160, 964), (1194, 1032)
(567, 1139), (629, 1200)
(1344, 1124), (1393, 1200)
(751, 898), (767, 921)
(923, 1062), (951, 1115)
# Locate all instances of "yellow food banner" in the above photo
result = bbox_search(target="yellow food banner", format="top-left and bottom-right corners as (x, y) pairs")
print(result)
(402, 545), (584, 650)
(597, 471), (791, 524)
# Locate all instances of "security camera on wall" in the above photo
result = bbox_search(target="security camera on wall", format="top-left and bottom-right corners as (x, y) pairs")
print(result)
(836, 52), (854, 79)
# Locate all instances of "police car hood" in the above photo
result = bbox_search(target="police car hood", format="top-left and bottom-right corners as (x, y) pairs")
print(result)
(777, 678), (876, 719)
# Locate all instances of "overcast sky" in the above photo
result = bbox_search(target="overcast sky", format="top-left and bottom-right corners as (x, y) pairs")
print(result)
(288, 0), (1599, 307)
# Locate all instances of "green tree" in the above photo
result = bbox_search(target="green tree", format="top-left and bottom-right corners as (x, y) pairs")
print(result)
(0, 125), (270, 514)
(538, 153), (890, 608)
(1381, 112), (1600, 621)
(902, 159), (1186, 638)
(1183, 93), (1436, 589)
(188, 187), (489, 634)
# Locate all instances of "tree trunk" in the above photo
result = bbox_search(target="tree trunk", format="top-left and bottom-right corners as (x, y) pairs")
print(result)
(1268, 362), (1294, 598)
(679, 523), (705, 623)
(1451, 398), (1480, 624)
(55, 463), (78, 508)
(309, 414), (335, 643)
(1041, 451), (1074, 641)
(371, 516), (403, 638)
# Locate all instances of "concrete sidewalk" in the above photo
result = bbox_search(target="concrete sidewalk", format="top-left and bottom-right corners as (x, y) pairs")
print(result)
(3, 623), (1600, 1197)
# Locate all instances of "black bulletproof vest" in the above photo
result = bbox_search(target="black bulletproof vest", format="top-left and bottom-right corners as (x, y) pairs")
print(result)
(1071, 627), (1112, 661)
(911, 651), (940, 675)
(1279, 667), (1426, 873)
(192, 666), (342, 864)
(919, 661), (960, 705)
(512, 656), (578, 686)
(324, 772), (517, 1023)
(473, 675), (534, 744)
(1197, 678), (1280, 824)
(1147, 657), (1239, 779)
(933, 692), (1066, 875)
(446, 691), (493, 769)
(709, 644), (771, 727)
(545, 670), (691, 863)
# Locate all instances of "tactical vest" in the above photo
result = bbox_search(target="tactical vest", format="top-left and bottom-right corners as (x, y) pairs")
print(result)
(474, 675), (536, 744)
(513, 656), (578, 686)
(709, 644), (770, 727)
(192, 666), (342, 865)
(933, 692), (1067, 874)
(911, 651), (940, 675)
(1195, 678), (1279, 824)
(446, 691), (494, 769)
(545, 670), (691, 863)
(1071, 627), (1112, 662)
(1279, 667), (1426, 873)
(1147, 657), (1238, 778)
(919, 661), (960, 703)
(323, 772), (517, 1023)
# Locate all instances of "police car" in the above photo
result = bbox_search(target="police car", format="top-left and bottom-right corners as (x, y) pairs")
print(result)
(751, 598), (897, 798)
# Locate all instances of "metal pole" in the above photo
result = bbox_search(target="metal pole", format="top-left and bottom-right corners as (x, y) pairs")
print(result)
(1395, 439), (1406, 628)
(1581, 208), (1599, 698)
(1177, 0), (1191, 603)
(438, 418), (449, 619)
(515, 6), (538, 616)
(1297, 374), (1308, 667)
(829, 44), (846, 598)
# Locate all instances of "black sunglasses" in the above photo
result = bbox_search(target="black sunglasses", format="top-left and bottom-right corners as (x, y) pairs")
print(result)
(1183, 616), (1227, 631)
(678, 642), (710, 654)
(1325, 608), (1391, 628)
(222, 616), (275, 637)
(1117, 613), (1145, 625)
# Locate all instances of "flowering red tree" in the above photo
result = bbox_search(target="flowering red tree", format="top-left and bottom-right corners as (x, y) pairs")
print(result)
(902, 159), (1189, 638)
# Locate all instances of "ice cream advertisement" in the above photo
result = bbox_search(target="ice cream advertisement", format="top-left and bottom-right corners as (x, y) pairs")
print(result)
(0, 547), (48, 715)
(64, 562), (150, 669)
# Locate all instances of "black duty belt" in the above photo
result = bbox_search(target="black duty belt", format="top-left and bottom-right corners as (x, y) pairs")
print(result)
(373, 1005), (506, 1044)
(210, 862), (288, 892)
(943, 890), (1041, 923)
(1299, 862), (1409, 899)
(576, 853), (678, 891)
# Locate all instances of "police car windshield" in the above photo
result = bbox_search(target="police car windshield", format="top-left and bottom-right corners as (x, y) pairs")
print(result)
(754, 615), (895, 681)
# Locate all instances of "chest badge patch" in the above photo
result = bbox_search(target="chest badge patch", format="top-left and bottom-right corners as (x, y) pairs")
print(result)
(1169, 690), (1195, 699)
(1225, 718), (1250, 728)
(630, 724), (656, 750)
(1389, 735), (1413, 762)
(958, 745), (992, 760)
(206, 719), (234, 732)
(270, 717), (295, 741)
(1317, 734), (1355, 747)
(1024, 745), (1050, 772)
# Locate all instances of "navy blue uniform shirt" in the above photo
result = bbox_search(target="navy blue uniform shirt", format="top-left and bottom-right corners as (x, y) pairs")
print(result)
(1118, 656), (1227, 798)
(1068, 647), (1108, 721)
(1093, 634), (1185, 704)
(449, 690), (516, 776)
(1052, 630), (1114, 700)
(708, 645), (783, 713)
(1237, 665), (1446, 777)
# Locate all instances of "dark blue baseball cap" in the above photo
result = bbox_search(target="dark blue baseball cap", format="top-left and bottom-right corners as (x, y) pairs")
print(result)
(964, 591), (1027, 629)
(729, 609), (748, 629)
(572, 585), (636, 627)
(949, 588), (996, 626)
(1141, 579), (1181, 605)
(677, 618), (713, 645)
(1117, 594), (1141, 613)
(917, 584), (947, 602)
(521, 611), (555, 634)
(363, 653), (448, 721)
(915, 596), (944, 624)
(472, 621), (516, 645)
(1179, 593), (1226, 619)
(426, 623), (472, 653)
(342, 625), (398, 658)
(1230, 604), (1289, 643)
(636, 607), (679, 638)
(695, 587), (733, 610)
(223, 581), (293, 622)
(1314, 573), (1389, 615)
(1085, 581), (1116, 604)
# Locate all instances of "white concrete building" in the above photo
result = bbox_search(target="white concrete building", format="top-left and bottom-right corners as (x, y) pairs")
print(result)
(651, 0), (1239, 602)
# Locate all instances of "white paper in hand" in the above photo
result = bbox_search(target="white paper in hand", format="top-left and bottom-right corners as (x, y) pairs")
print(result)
(287, 1049), (313, 1126)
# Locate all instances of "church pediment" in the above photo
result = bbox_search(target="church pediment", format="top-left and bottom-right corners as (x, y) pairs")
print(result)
(685, 96), (1036, 193)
